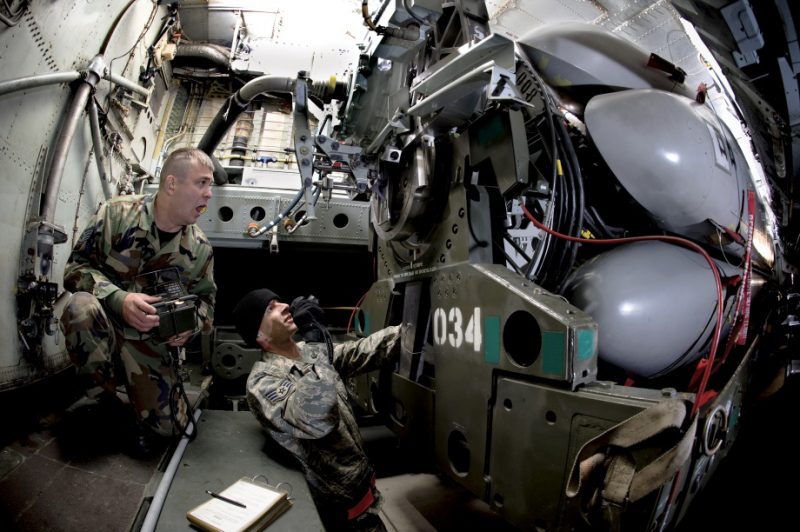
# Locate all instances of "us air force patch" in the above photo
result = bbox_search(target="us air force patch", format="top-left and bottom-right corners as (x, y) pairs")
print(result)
(267, 379), (295, 403)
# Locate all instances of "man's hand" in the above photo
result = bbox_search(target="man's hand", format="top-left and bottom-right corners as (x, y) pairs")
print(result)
(290, 295), (325, 330)
(290, 295), (326, 343)
(166, 330), (192, 347)
(122, 292), (162, 332)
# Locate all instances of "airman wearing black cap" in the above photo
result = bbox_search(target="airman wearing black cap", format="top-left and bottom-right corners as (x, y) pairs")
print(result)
(233, 288), (403, 531)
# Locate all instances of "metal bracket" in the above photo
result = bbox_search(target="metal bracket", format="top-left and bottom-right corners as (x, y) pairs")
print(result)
(293, 72), (316, 220)
(720, 0), (765, 67)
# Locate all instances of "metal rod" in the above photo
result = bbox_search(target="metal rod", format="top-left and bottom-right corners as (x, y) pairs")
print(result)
(0, 71), (81, 97)
(104, 71), (150, 97)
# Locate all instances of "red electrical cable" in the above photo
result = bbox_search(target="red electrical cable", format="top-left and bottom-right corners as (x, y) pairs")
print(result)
(347, 291), (369, 335)
(693, 191), (756, 384)
(518, 200), (723, 417)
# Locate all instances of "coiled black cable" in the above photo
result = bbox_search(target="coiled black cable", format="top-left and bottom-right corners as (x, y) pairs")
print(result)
(168, 347), (198, 441)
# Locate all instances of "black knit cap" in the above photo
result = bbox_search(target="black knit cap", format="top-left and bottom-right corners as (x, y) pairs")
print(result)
(232, 288), (280, 348)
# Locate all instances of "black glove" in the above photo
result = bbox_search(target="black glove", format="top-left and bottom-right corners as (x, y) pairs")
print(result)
(290, 295), (326, 342)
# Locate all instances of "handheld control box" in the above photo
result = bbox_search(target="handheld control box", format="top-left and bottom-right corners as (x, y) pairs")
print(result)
(135, 268), (198, 339)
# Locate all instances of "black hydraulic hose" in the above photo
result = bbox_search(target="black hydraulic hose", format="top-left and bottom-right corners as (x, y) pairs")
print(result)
(198, 76), (295, 186)
(529, 75), (560, 286)
(170, 381), (198, 441)
(209, 155), (228, 186)
(362, 0), (418, 40)
(553, 117), (586, 293)
(528, 103), (587, 291)
(539, 191), (565, 288)
(197, 75), (294, 155)
(403, 0), (426, 24)
(555, 137), (575, 240)
(198, 74), (342, 186)
(546, 136), (579, 289)
(553, 156), (570, 235)
(238, 75), (295, 102)
(197, 96), (250, 154)
(175, 43), (231, 67)
(550, 144), (577, 289)
(535, 140), (567, 289)
(555, 115), (584, 237)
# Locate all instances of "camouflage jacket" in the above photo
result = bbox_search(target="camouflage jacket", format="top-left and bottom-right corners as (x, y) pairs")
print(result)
(63, 193), (216, 336)
(246, 325), (402, 506)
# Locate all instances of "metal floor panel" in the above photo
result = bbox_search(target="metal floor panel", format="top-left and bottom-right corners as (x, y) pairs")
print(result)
(0, 423), (165, 532)
(2, 376), (797, 531)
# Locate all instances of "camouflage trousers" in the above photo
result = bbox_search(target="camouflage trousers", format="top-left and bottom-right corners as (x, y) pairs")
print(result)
(60, 291), (187, 437)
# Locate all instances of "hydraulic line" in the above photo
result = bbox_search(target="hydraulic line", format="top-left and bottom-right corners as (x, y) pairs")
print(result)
(404, 0), (427, 24)
(0, 71), (81, 97)
(0, 2), (25, 27)
(361, 0), (420, 40)
(99, 0), (142, 55)
(245, 185), (308, 238)
(39, 54), (144, 223)
(197, 75), (294, 154)
(41, 82), (93, 224)
(361, 0), (379, 31)
(105, 71), (149, 97)
(515, 54), (580, 290)
(175, 43), (231, 67)
(87, 99), (113, 199)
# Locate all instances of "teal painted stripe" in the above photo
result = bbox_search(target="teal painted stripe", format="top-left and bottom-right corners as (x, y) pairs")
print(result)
(484, 315), (501, 365)
(542, 331), (565, 375)
(577, 328), (596, 361)
(357, 311), (370, 336)
(730, 405), (740, 429)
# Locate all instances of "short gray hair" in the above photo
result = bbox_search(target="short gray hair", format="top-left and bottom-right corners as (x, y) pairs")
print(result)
(160, 148), (214, 188)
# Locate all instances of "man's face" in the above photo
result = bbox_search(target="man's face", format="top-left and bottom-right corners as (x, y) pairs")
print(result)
(257, 300), (298, 345)
(171, 162), (213, 226)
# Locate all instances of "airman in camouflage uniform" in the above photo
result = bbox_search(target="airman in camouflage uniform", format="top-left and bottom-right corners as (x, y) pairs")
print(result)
(61, 148), (216, 438)
(233, 288), (402, 532)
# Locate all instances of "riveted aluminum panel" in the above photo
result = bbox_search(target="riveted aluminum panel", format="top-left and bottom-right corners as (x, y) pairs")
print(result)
(170, 185), (371, 248)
